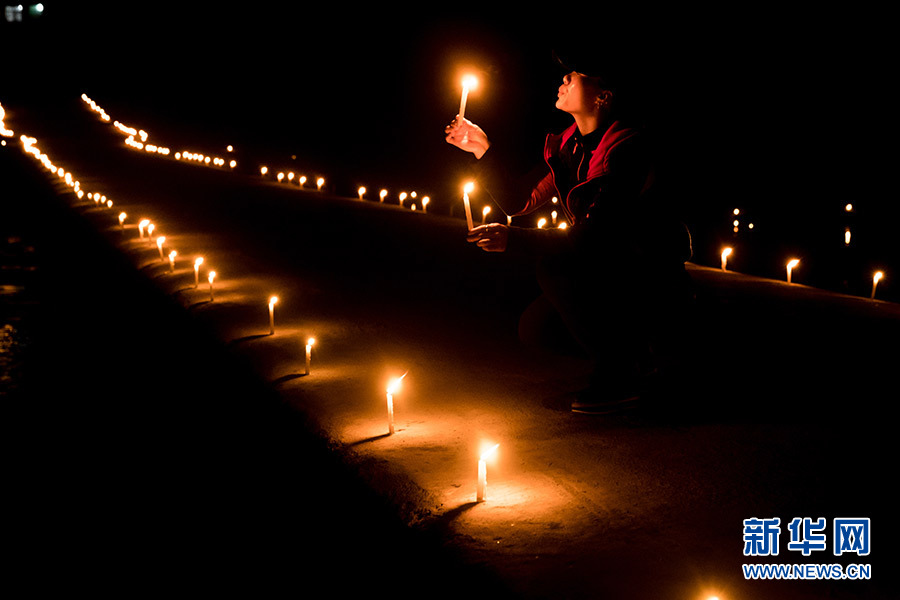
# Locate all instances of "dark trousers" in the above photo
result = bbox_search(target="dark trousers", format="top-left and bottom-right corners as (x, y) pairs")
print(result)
(518, 248), (691, 384)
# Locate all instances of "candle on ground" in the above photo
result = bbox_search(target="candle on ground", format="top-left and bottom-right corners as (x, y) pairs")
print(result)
(193, 257), (203, 288)
(208, 271), (216, 302)
(786, 258), (800, 284)
(871, 271), (884, 299)
(477, 443), (500, 502)
(268, 296), (278, 335)
(721, 247), (732, 271)
(385, 372), (408, 435)
(305, 337), (315, 375)
(463, 181), (475, 231)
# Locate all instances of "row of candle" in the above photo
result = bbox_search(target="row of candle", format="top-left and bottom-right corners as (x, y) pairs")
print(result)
(720, 246), (886, 298)
(61, 97), (507, 500)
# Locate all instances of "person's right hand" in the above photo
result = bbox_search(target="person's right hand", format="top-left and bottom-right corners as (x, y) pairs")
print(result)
(444, 116), (490, 159)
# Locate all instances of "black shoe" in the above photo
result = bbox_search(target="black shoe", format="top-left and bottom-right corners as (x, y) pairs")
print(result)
(570, 382), (641, 415)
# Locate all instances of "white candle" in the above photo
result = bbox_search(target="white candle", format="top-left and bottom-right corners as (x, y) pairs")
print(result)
(168, 250), (177, 272)
(871, 271), (884, 299)
(463, 182), (475, 231)
(268, 296), (278, 335)
(385, 372), (408, 435)
(138, 219), (149, 239)
(118, 212), (127, 231)
(147, 223), (155, 244)
(399, 192), (407, 207)
(156, 236), (166, 260)
(477, 443), (500, 502)
(482, 205), (491, 224)
(208, 271), (216, 302)
(458, 74), (477, 121)
(358, 186), (366, 200)
(844, 228), (851, 246)
(193, 257), (204, 288)
(551, 210), (557, 225)
(422, 197), (430, 212)
(305, 337), (315, 375)
(786, 258), (799, 284)
(721, 247), (732, 271)
(316, 177), (325, 190)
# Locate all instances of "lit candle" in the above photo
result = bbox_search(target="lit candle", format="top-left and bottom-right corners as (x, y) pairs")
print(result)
(379, 189), (388, 203)
(551, 210), (557, 226)
(138, 219), (149, 239)
(844, 228), (851, 246)
(507, 215), (512, 226)
(458, 74), (477, 121)
(147, 223), (155, 244)
(422, 196), (430, 212)
(358, 186), (366, 200)
(385, 372), (408, 435)
(118, 211), (127, 232)
(871, 271), (884, 299)
(305, 337), (315, 375)
(786, 258), (800, 284)
(168, 250), (177, 272)
(537, 217), (547, 229)
(463, 181), (475, 231)
(277, 172), (284, 182)
(482, 205), (491, 224)
(156, 235), (166, 260)
(316, 177), (325, 190)
(268, 296), (278, 335)
(721, 247), (732, 271)
(260, 166), (268, 176)
(208, 271), (216, 302)
(477, 443), (500, 502)
(193, 257), (203, 288)
(399, 192), (407, 207)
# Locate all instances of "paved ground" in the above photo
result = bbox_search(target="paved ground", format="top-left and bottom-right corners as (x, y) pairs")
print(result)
(4, 96), (898, 599)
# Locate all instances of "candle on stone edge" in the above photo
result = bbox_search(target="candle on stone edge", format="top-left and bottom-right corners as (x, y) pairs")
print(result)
(156, 236), (166, 260)
(379, 189), (388, 203)
(422, 197), (430, 212)
(463, 181), (475, 231)
(399, 192), (407, 208)
(477, 443), (500, 502)
(138, 219), (150, 239)
(268, 296), (278, 335)
(193, 257), (204, 288)
(537, 217), (547, 229)
(358, 186), (366, 200)
(721, 247), (732, 271)
(786, 258), (800, 284)
(147, 223), (155, 244)
(118, 212), (127, 232)
(208, 271), (216, 302)
(871, 271), (884, 299)
(305, 337), (315, 375)
(385, 372), (408, 435)
(168, 250), (177, 272)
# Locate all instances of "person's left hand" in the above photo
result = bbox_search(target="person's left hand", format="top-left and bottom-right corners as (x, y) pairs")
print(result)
(467, 223), (509, 252)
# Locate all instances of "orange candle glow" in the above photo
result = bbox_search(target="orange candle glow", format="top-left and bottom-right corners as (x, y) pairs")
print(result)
(118, 211), (127, 231)
(871, 271), (884, 299)
(463, 181), (475, 231)
(168, 250), (177, 272)
(138, 219), (150, 239)
(305, 337), (315, 375)
(156, 235), (166, 260)
(379, 189), (388, 203)
(482, 205), (491, 224)
(268, 296), (278, 335)
(458, 74), (478, 121)
(786, 258), (800, 284)
(208, 271), (216, 302)
(477, 443), (500, 502)
(721, 247), (732, 271)
(193, 257), (203, 288)
(385, 372), (408, 435)
(358, 186), (366, 200)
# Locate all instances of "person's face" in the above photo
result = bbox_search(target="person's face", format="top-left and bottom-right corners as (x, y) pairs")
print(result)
(555, 71), (603, 116)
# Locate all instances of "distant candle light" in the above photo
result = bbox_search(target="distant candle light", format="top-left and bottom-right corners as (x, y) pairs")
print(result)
(156, 235), (166, 260)
(379, 189), (388, 203)
(422, 197), (430, 212)
(268, 296), (279, 335)
(260, 166), (268, 176)
(193, 257), (203, 288)
(208, 271), (216, 301)
(477, 443), (500, 502)
(168, 250), (177, 272)
(462, 181), (475, 230)
(537, 217), (547, 229)
(305, 337), (315, 375)
(844, 228), (851, 246)
(118, 211), (127, 231)
(721, 247), (732, 271)
(786, 258), (800, 284)
(871, 271), (884, 299)
(138, 219), (150, 238)
(316, 177), (325, 190)
(399, 192), (407, 207)
(385, 371), (408, 435)
(358, 186), (366, 200)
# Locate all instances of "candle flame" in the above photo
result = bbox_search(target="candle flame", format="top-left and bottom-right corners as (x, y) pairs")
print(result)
(194, 257), (204, 268)
(208, 271), (216, 283)
(722, 247), (732, 259)
(463, 181), (475, 195)
(269, 295), (279, 307)
(482, 206), (491, 216)
(461, 74), (478, 91)
(387, 371), (409, 394)
(480, 443), (500, 461)
(787, 258), (800, 269)
(307, 337), (315, 347)
(537, 217), (547, 229)
(874, 271), (884, 283)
